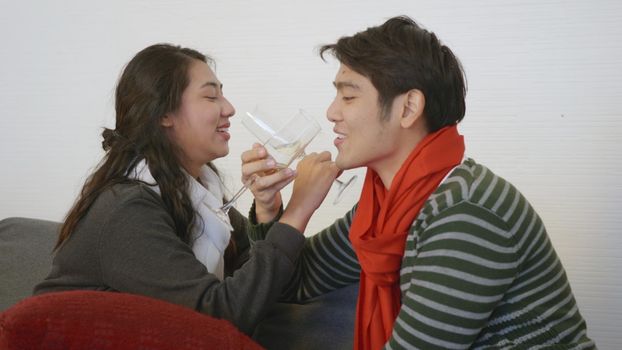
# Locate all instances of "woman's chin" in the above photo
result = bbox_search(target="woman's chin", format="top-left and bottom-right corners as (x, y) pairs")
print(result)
(204, 148), (229, 163)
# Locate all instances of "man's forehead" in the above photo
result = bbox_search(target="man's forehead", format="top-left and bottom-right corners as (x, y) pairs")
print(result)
(333, 65), (369, 89)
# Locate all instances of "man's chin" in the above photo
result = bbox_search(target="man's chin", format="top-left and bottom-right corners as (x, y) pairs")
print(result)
(335, 157), (353, 171)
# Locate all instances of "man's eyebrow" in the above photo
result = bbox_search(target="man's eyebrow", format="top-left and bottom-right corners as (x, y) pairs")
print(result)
(333, 81), (360, 90)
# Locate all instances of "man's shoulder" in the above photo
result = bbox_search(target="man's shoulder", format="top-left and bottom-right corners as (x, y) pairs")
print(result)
(431, 158), (520, 215)
(412, 158), (536, 246)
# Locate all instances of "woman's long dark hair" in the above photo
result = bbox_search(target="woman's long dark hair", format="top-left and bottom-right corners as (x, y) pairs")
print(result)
(56, 44), (215, 250)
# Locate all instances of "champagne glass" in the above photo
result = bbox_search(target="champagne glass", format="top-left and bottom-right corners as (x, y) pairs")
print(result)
(243, 108), (357, 205)
(209, 109), (322, 230)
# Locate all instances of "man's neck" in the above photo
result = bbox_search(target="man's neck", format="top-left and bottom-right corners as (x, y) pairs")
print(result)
(372, 129), (428, 190)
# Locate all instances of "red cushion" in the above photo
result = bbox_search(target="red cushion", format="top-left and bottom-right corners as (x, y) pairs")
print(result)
(0, 290), (263, 350)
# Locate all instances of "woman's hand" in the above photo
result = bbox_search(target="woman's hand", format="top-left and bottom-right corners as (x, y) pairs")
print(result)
(280, 151), (340, 233)
(241, 143), (296, 223)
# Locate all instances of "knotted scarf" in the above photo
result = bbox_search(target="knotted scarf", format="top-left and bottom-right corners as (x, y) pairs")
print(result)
(349, 125), (465, 349)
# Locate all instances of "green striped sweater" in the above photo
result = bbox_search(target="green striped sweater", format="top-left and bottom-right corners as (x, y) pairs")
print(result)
(253, 158), (596, 349)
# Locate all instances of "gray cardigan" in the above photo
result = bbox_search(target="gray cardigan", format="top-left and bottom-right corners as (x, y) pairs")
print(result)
(34, 183), (305, 334)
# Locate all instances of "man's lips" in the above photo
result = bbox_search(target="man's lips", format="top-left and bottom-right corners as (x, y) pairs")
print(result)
(333, 128), (346, 137)
(334, 129), (346, 147)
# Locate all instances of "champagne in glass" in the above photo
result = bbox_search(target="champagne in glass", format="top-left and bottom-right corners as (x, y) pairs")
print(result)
(246, 107), (357, 205)
(208, 109), (321, 230)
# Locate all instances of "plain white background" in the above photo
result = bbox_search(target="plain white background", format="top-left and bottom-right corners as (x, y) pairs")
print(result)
(1, 0), (620, 347)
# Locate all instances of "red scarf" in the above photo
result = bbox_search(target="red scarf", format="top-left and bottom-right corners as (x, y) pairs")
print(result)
(349, 125), (465, 350)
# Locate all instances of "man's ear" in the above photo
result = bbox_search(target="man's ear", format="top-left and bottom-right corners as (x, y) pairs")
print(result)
(400, 89), (425, 128)
(161, 113), (174, 128)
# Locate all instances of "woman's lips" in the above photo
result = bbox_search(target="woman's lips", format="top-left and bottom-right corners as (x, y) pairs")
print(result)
(216, 125), (230, 141)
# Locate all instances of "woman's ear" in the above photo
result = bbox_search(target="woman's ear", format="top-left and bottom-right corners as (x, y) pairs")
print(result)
(400, 89), (425, 128)
(160, 114), (174, 128)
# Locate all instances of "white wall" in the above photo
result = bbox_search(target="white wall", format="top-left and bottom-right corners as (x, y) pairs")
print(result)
(1, 0), (620, 347)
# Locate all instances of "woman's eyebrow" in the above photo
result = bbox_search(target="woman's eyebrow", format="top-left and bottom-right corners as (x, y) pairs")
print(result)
(200, 81), (223, 90)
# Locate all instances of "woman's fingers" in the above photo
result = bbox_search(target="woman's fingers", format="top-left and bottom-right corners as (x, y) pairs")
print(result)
(240, 144), (280, 182)
(240, 143), (267, 164)
(251, 167), (296, 190)
(278, 151), (338, 232)
(242, 158), (277, 181)
(249, 165), (296, 223)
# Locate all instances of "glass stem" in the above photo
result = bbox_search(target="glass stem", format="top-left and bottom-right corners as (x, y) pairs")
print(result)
(220, 174), (262, 214)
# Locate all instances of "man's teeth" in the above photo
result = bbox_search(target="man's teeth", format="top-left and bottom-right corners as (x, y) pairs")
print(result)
(337, 135), (345, 139)
(217, 128), (229, 132)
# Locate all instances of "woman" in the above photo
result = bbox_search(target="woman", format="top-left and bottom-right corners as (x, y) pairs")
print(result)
(33, 43), (338, 334)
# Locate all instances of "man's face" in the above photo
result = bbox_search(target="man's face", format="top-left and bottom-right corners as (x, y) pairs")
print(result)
(327, 64), (404, 173)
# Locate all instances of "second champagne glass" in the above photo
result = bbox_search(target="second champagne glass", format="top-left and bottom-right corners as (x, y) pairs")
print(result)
(209, 109), (322, 230)
(244, 108), (357, 205)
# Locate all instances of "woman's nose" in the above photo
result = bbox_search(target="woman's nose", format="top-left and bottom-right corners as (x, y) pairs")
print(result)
(222, 97), (235, 118)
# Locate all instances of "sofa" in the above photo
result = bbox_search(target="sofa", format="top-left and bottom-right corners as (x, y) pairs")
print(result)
(0, 217), (357, 349)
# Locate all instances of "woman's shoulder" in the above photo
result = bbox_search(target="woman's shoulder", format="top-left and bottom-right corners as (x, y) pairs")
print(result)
(74, 182), (175, 248)
(98, 182), (162, 206)
(86, 182), (167, 223)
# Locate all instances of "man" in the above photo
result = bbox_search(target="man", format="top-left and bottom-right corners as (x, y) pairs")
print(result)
(252, 16), (596, 349)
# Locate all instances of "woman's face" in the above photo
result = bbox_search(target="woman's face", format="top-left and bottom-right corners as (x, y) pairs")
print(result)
(161, 59), (235, 178)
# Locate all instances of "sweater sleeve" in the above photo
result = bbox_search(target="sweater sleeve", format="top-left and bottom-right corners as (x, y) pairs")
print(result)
(97, 190), (305, 335)
(384, 201), (519, 349)
(280, 204), (362, 301)
(242, 200), (285, 245)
